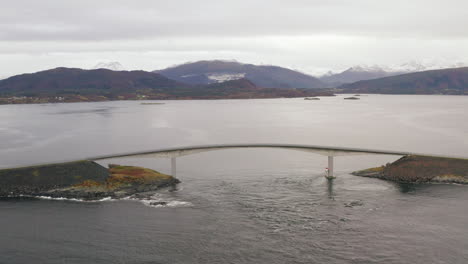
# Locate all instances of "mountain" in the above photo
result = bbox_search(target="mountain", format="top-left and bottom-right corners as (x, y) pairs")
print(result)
(0, 67), (181, 97)
(321, 61), (468, 87)
(185, 78), (333, 99)
(155, 60), (325, 88)
(320, 66), (401, 87)
(93, 61), (125, 71)
(0, 68), (333, 103)
(339, 67), (468, 95)
(393, 60), (467, 72)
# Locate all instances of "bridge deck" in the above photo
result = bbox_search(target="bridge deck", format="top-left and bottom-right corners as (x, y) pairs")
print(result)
(2, 143), (464, 172)
(88, 143), (429, 160)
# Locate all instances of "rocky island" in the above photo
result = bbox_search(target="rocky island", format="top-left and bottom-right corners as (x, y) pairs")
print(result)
(0, 161), (179, 200)
(353, 155), (468, 184)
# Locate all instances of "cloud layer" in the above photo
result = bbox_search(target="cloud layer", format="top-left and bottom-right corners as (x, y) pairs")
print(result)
(1, 0), (468, 77)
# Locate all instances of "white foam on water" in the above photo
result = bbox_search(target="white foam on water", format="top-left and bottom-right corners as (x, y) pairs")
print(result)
(35, 196), (116, 202)
(123, 195), (192, 208)
(144, 200), (192, 208)
(27, 194), (191, 208)
(97, 197), (115, 202)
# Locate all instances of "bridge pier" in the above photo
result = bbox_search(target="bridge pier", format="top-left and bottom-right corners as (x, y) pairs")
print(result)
(326, 156), (335, 179)
(171, 157), (177, 177)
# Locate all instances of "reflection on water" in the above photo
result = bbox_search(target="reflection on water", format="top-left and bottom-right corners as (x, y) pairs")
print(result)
(326, 178), (335, 200)
(395, 182), (419, 193)
(47, 106), (119, 116)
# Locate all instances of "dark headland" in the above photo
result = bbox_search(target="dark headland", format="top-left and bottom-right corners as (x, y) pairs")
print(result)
(0, 161), (179, 200)
(353, 155), (468, 184)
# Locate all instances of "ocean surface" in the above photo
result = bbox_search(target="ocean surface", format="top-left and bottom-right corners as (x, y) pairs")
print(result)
(0, 95), (467, 264)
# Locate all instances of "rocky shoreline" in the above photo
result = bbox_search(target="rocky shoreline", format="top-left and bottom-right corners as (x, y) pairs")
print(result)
(352, 155), (468, 184)
(0, 162), (180, 200)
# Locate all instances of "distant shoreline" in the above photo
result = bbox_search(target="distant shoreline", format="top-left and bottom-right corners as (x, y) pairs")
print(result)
(0, 94), (336, 105)
(3, 93), (468, 105)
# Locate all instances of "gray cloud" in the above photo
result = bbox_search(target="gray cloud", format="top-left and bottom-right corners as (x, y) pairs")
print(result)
(2, 0), (468, 41)
(1, 0), (468, 78)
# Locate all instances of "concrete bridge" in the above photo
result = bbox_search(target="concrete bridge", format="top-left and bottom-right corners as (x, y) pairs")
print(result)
(88, 144), (428, 179)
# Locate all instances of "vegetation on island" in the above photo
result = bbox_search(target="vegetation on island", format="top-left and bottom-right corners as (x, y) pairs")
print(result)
(45, 164), (180, 200)
(0, 161), (179, 200)
(352, 155), (468, 184)
(73, 164), (175, 190)
(0, 160), (109, 196)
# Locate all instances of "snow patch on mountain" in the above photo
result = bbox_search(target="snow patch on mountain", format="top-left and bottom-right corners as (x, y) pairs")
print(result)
(206, 73), (246, 82)
(390, 60), (467, 73)
(93, 62), (125, 71)
(321, 60), (467, 79)
(180, 74), (198, 78)
(347, 65), (389, 73)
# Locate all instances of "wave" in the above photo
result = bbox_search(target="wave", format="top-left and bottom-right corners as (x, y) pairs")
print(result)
(123, 195), (192, 208)
(141, 199), (192, 208)
(31, 194), (192, 208)
(35, 196), (115, 202)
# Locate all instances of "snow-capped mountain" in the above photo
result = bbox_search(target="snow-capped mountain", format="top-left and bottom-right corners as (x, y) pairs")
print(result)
(390, 60), (467, 73)
(340, 67), (468, 95)
(347, 65), (391, 73)
(320, 65), (397, 87)
(320, 60), (467, 87)
(93, 62), (125, 71)
(155, 60), (325, 88)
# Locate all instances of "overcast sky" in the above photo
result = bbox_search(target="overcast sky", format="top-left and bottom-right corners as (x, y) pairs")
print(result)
(1, 0), (468, 78)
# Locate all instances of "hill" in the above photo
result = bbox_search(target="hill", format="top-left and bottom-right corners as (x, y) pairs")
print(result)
(185, 79), (333, 99)
(339, 67), (468, 94)
(155, 60), (325, 88)
(320, 66), (403, 87)
(0, 68), (333, 104)
(321, 62), (468, 87)
(0, 67), (182, 97)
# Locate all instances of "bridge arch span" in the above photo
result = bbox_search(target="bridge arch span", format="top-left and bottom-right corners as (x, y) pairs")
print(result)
(89, 144), (416, 178)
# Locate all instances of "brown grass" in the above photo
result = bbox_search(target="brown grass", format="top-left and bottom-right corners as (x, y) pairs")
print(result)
(383, 155), (468, 183)
(107, 165), (172, 189)
(73, 180), (103, 188)
(361, 166), (385, 173)
(73, 165), (173, 190)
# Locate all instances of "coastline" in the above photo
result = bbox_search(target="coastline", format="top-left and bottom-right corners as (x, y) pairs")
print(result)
(0, 94), (336, 105)
(352, 155), (468, 184)
(0, 162), (180, 200)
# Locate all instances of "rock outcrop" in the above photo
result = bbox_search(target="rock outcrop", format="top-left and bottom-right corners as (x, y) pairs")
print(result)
(352, 155), (468, 184)
(0, 161), (108, 197)
(0, 162), (179, 200)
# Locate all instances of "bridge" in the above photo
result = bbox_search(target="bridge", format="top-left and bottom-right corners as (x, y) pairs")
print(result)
(87, 144), (433, 179)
